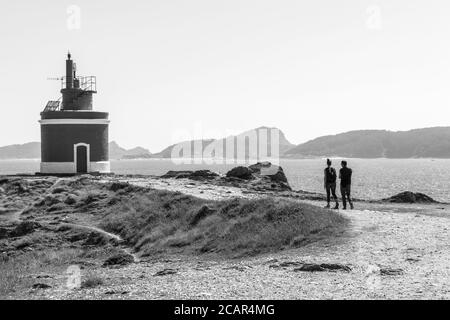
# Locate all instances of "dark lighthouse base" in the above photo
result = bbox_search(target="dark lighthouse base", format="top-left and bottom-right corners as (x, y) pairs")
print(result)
(40, 111), (110, 174)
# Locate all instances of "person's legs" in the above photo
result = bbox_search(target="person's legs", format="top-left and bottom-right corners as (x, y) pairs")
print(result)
(340, 185), (347, 209)
(331, 182), (338, 209)
(325, 183), (331, 208)
(346, 185), (354, 209)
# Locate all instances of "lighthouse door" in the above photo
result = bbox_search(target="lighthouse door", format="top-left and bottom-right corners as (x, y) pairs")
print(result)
(76, 145), (88, 173)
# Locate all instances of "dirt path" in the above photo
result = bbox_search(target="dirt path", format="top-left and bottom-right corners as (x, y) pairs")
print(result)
(62, 223), (141, 263)
(2, 176), (449, 299)
(30, 205), (449, 300)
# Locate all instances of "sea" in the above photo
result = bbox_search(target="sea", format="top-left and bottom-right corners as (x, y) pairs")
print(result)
(1, 158), (449, 202)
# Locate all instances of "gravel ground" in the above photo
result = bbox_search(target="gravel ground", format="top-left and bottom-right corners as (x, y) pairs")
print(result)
(25, 206), (450, 300)
(3, 175), (449, 299)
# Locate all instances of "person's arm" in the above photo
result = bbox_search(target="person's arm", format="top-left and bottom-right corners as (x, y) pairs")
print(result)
(324, 169), (327, 189)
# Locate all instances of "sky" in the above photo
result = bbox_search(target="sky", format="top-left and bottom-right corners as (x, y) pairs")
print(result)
(0, 0), (450, 152)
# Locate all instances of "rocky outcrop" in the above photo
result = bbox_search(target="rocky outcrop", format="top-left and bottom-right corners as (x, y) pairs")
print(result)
(225, 166), (253, 180)
(228, 162), (289, 183)
(250, 162), (288, 183)
(160, 162), (292, 192)
(161, 170), (219, 180)
(383, 192), (437, 203)
(294, 263), (351, 272)
(269, 261), (351, 272)
(153, 268), (178, 276)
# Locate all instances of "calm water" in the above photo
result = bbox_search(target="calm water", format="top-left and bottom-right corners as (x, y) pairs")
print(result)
(1, 158), (449, 202)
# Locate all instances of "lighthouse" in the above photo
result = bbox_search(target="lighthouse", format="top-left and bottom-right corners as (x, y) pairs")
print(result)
(39, 53), (110, 174)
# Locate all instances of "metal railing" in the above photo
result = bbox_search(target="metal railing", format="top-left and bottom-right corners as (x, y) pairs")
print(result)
(43, 98), (61, 112)
(61, 76), (97, 91)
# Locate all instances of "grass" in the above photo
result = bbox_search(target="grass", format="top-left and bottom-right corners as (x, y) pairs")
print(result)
(0, 248), (83, 298)
(99, 189), (348, 257)
(0, 178), (349, 297)
(0, 246), (117, 297)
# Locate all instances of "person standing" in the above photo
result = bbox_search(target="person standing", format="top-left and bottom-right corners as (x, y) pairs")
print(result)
(339, 160), (354, 210)
(324, 159), (339, 209)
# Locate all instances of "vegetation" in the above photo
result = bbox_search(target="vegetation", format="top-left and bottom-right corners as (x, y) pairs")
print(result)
(0, 249), (82, 297)
(99, 190), (348, 257)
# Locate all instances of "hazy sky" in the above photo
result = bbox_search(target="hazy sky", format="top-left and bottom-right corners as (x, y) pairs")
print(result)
(1, 0), (449, 151)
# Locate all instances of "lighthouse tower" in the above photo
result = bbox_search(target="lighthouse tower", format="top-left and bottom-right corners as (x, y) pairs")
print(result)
(39, 53), (110, 174)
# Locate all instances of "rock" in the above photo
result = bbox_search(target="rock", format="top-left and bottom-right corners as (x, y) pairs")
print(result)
(107, 196), (121, 205)
(0, 227), (9, 239)
(250, 162), (288, 183)
(189, 170), (219, 180)
(83, 194), (100, 205)
(51, 187), (67, 194)
(383, 191), (437, 203)
(46, 203), (67, 212)
(267, 166), (288, 183)
(83, 232), (110, 246)
(380, 268), (404, 276)
(109, 182), (130, 192)
(102, 252), (134, 267)
(44, 195), (60, 206)
(11, 181), (28, 193)
(269, 261), (304, 269)
(294, 263), (351, 272)
(78, 193), (107, 207)
(64, 196), (77, 205)
(161, 171), (194, 179)
(224, 163), (291, 190)
(81, 276), (104, 288)
(0, 178), (9, 184)
(161, 170), (219, 180)
(32, 283), (52, 289)
(248, 161), (272, 173)
(225, 166), (253, 180)
(104, 290), (129, 295)
(10, 221), (39, 237)
(14, 238), (33, 249)
(190, 205), (215, 226)
(153, 268), (177, 276)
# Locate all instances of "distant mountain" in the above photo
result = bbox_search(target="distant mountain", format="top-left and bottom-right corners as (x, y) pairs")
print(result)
(0, 142), (41, 159)
(108, 141), (152, 159)
(3, 127), (450, 160)
(0, 141), (151, 160)
(150, 127), (295, 159)
(284, 127), (450, 158)
(151, 139), (215, 158)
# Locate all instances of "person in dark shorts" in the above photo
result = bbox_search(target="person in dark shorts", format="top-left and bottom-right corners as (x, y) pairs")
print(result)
(339, 160), (354, 210)
(324, 158), (339, 209)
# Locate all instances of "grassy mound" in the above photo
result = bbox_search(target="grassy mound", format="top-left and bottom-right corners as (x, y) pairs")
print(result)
(99, 189), (348, 257)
